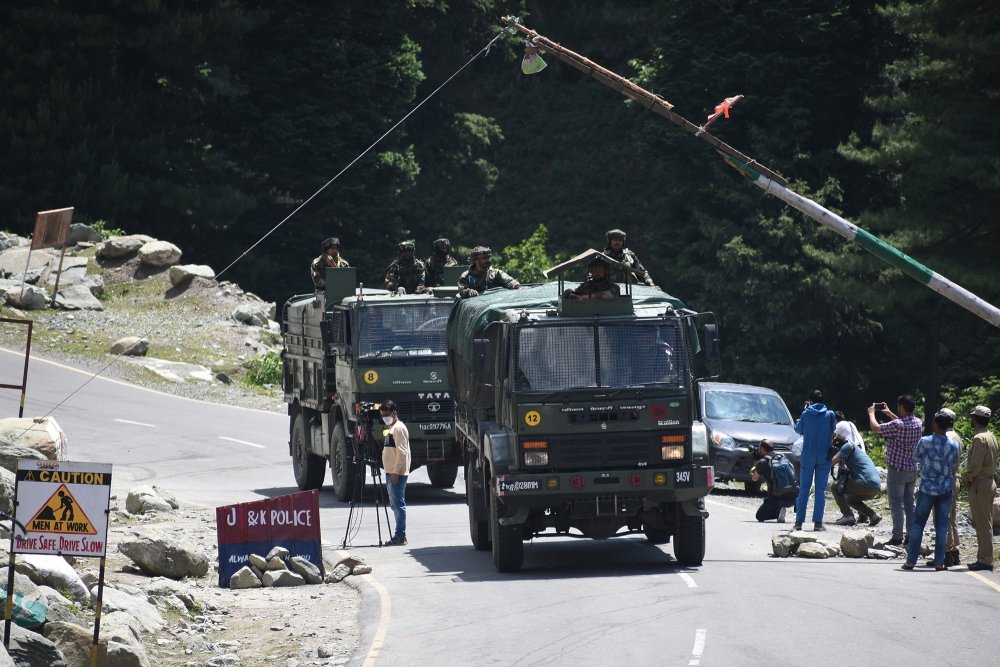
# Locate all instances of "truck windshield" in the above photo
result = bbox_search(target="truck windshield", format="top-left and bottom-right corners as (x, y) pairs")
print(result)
(514, 322), (685, 391)
(358, 303), (451, 358)
(704, 391), (792, 425)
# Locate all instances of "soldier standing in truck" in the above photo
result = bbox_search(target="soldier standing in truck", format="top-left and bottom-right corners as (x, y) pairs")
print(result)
(384, 241), (428, 294)
(310, 237), (350, 289)
(562, 256), (620, 300)
(458, 246), (521, 298)
(425, 238), (458, 287)
(603, 229), (654, 286)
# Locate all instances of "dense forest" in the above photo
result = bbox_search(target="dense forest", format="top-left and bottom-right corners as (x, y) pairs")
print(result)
(2, 0), (998, 419)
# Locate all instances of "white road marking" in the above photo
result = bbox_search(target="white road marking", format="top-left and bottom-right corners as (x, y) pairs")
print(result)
(678, 572), (698, 588)
(218, 436), (266, 449)
(689, 628), (707, 665)
(114, 418), (157, 427)
(966, 570), (1000, 593)
(708, 497), (751, 512)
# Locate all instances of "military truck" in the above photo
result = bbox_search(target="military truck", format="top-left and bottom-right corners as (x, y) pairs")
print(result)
(448, 252), (720, 571)
(282, 267), (464, 501)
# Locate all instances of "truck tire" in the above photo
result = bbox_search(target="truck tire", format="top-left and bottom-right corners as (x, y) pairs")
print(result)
(490, 492), (523, 572)
(643, 528), (671, 545)
(329, 421), (356, 503)
(291, 411), (326, 491)
(467, 460), (490, 551)
(427, 462), (459, 489)
(673, 507), (705, 566)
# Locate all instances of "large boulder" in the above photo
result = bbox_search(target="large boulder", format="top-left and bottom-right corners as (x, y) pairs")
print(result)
(0, 445), (47, 475)
(6, 623), (67, 667)
(53, 284), (104, 311)
(96, 235), (155, 260)
(0, 247), (53, 277)
(66, 223), (104, 245)
(1, 282), (49, 310)
(168, 264), (215, 287)
(0, 416), (67, 460)
(138, 241), (181, 267)
(14, 554), (89, 603)
(0, 466), (16, 517)
(125, 485), (172, 514)
(43, 620), (107, 667)
(117, 530), (210, 579)
(232, 303), (269, 326)
(93, 586), (165, 634)
(110, 337), (149, 357)
(840, 528), (874, 558)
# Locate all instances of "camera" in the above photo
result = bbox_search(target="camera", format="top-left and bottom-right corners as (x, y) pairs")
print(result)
(356, 401), (383, 422)
(873, 402), (886, 410)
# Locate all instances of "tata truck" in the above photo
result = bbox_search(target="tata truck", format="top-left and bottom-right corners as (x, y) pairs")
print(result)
(282, 267), (462, 501)
(448, 264), (720, 572)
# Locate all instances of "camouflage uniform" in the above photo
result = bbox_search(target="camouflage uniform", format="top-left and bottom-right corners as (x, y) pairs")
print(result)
(458, 267), (520, 298)
(426, 254), (457, 287)
(310, 253), (349, 289)
(384, 258), (427, 294)
(570, 275), (620, 299)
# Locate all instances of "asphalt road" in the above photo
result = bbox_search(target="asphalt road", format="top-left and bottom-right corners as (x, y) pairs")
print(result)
(3, 348), (999, 666)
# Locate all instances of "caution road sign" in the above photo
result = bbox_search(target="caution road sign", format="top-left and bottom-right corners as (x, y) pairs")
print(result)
(14, 460), (112, 557)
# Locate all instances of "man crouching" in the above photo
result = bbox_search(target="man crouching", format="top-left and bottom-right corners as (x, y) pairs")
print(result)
(750, 439), (798, 523)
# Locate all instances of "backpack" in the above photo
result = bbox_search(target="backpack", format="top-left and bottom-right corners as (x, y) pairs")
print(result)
(768, 453), (799, 497)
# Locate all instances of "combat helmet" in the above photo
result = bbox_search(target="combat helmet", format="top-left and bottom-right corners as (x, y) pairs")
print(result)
(606, 228), (627, 242)
(469, 245), (492, 261)
(398, 241), (415, 252)
(588, 256), (610, 270)
(433, 238), (451, 250)
(321, 237), (340, 250)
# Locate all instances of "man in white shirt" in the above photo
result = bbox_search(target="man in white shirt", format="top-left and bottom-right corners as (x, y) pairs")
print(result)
(380, 400), (411, 546)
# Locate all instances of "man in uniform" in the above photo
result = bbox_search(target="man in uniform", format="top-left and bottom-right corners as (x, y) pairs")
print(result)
(384, 241), (427, 294)
(603, 229), (654, 286)
(425, 238), (458, 287)
(310, 237), (349, 289)
(562, 256), (620, 300)
(458, 246), (521, 298)
(963, 405), (997, 571)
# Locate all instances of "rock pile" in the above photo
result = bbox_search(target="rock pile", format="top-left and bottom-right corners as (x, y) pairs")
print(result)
(771, 528), (932, 560)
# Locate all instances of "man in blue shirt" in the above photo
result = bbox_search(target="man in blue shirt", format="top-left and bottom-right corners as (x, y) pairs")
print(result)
(792, 389), (837, 531)
(902, 411), (960, 570)
(830, 439), (882, 526)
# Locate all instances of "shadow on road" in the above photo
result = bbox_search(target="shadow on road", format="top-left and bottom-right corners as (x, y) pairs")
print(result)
(406, 537), (701, 582)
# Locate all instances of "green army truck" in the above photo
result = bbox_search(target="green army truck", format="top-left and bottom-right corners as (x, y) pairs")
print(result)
(448, 258), (720, 571)
(282, 267), (463, 501)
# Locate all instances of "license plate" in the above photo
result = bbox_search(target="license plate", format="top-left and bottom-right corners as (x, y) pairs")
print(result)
(674, 469), (693, 487)
(497, 477), (541, 495)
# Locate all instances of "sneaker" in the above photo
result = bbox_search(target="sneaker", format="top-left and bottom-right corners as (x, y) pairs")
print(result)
(835, 515), (856, 526)
(386, 536), (408, 546)
(856, 514), (869, 524)
(792, 523), (802, 531)
(886, 537), (903, 546)
(814, 522), (826, 531)
(777, 507), (786, 523)
(946, 551), (960, 567)
(868, 513), (882, 527)
(968, 562), (994, 572)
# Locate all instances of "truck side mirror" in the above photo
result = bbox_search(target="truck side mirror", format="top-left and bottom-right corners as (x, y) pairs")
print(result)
(703, 323), (719, 358)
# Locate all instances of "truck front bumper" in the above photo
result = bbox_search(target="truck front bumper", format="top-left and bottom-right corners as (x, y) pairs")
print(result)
(494, 465), (714, 506)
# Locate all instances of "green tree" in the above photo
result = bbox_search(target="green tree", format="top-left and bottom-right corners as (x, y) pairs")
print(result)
(500, 223), (562, 283)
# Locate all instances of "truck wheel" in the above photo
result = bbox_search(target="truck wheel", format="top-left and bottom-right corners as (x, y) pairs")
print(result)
(428, 462), (459, 489)
(673, 507), (705, 566)
(643, 528), (671, 545)
(329, 422), (356, 502)
(490, 492), (523, 572)
(467, 460), (490, 551)
(291, 411), (326, 491)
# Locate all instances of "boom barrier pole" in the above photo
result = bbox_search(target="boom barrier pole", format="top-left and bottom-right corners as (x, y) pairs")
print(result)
(499, 17), (1000, 329)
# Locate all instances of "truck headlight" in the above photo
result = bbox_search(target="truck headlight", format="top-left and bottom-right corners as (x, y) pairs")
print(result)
(524, 451), (549, 466)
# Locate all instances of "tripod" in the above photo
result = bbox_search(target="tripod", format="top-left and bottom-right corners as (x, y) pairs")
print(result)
(341, 418), (393, 548)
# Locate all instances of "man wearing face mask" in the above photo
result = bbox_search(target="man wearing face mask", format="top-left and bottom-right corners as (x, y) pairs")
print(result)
(380, 400), (411, 546)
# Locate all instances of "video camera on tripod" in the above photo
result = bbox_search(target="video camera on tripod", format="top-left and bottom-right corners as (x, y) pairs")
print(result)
(353, 401), (384, 465)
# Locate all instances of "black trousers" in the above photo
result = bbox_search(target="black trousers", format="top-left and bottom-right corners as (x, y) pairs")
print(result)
(756, 494), (796, 522)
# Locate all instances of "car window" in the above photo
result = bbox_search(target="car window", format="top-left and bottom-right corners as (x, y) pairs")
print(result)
(705, 390), (791, 425)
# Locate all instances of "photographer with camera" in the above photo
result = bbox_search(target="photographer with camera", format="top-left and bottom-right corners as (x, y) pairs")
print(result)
(868, 394), (921, 546)
(379, 400), (411, 546)
(830, 433), (883, 527)
(750, 439), (798, 522)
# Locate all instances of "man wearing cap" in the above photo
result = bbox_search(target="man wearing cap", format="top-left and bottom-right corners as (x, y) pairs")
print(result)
(384, 242), (427, 294)
(603, 229), (654, 286)
(928, 408), (963, 567)
(310, 237), (349, 289)
(425, 238), (457, 287)
(962, 405), (997, 571)
(458, 246), (521, 298)
(563, 257), (620, 301)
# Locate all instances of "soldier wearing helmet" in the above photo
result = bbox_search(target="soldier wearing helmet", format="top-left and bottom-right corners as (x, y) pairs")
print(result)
(603, 229), (654, 286)
(458, 246), (520, 298)
(425, 238), (458, 287)
(563, 256), (620, 301)
(384, 241), (427, 294)
(310, 237), (350, 289)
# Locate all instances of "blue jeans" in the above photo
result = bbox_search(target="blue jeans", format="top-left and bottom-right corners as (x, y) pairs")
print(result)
(887, 467), (917, 541)
(795, 454), (831, 525)
(387, 474), (408, 539)
(906, 490), (952, 565)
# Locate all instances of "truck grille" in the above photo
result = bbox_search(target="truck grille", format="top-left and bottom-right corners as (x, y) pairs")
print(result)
(541, 432), (682, 469)
(394, 398), (455, 424)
